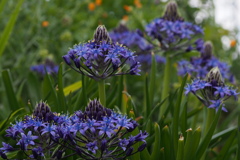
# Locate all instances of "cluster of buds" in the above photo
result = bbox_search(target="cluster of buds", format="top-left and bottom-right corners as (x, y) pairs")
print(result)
(0, 100), (148, 159)
(145, 2), (204, 54)
(63, 25), (141, 81)
(185, 67), (239, 112)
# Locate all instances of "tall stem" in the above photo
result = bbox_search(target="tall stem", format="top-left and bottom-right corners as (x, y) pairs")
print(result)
(98, 80), (106, 106)
(159, 55), (171, 120)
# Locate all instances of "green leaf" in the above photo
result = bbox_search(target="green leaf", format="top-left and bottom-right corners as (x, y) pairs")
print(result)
(162, 125), (171, 160)
(129, 111), (140, 160)
(42, 73), (59, 112)
(0, 108), (24, 135)
(144, 97), (168, 129)
(144, 74), (150, 118)
(183, 128), (193, 160)
(216, 129), (237, 160)
(57, 63), (66, 112)
(176, 135), (184, 160)
(196, 105), (223, 159)
(210, 127), (236, 147)
(0, 0), (24, 57)
(0, 0), (8, 14)
(2, 70), (19, 111)
(63, 81), (82, 96)
(150, 123), (161, 160)
(149, 52), (156, 109)
(173, 74), (188, 155)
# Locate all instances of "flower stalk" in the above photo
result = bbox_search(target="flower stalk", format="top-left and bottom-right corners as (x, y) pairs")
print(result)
(98, 80), (106, 106)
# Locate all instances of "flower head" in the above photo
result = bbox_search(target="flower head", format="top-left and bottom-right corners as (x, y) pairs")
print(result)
(178, 42), (234, 83)
(145, 2), (203, 53)
(185, 67), (239, 112)
(0, 100), (147, 159)
(63, 25), (141, 80)
(110, 24), (165, 71)
(31, 59), (59, 76)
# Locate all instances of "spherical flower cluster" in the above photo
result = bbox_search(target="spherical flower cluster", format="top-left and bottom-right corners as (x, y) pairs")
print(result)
(185, 67), (239, 112)
(178, 42), (234, 83)
(145, 2), (204, 53)
(110, 24), (153, 51)
(110, 24), (165, 71)
(30, 59), (59, 76)
(63, 25), (141, 80)
(0, 100), (148, 159)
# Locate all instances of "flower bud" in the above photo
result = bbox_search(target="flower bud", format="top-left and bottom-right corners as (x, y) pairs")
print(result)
(85, 99), (112, 120)
(162, 2), (183, 21)
(126, 147), (134, 156)
(93, 25), (111, 43)
(33, 102), (54, 122)
(138, 142), (147, 151)
(201, 42), (213, 59)
(205, 67), (224, 87)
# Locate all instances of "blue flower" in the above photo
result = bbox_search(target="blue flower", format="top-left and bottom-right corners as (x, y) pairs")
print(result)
(31, 59), (59, 76)
(86, 141), (98, 154)
(16, 131), (38, 150)
(185, 67), (239, 112)
(178, 42), (235, 83)
(63, 25), (141, 80)
(0, 100), (148, 159)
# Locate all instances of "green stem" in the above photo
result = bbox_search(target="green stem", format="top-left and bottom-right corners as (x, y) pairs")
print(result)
(204, 108), (216, 135)
(159, 55), (171, 120)
(201, 108), (216, 160)
(98, 80), (106, 106)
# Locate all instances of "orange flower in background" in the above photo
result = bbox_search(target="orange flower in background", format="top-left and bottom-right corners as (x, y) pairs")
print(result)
(230, 40), (237, 47)
(123, 5), (132, 12)
(95, 0), (102, 6)
(88, 2), (95, 11)
(42, 21), (49, 27)
(122, 15), (129, 22)
(134, 0), (142, 8)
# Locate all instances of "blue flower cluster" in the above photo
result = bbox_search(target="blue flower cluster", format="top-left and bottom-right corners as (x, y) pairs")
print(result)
(30, 59), (59, 76)
(145, 2), (204, 53)
(0, 100), (148, 159)
(109, 24), (153, 51)
(185, 67), (239, 112)
(178, 42), (234, 83)
(63, 25), (141, 80)
(110, 24), (165, 71)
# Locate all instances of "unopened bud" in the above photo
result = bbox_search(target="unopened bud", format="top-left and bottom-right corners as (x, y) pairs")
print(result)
(163, 2), (183, 21)
(93, 25), (110, 43)
(33, 101), (53, 121)
(205, 67), (224, 86)
(201, 42), (213, 59)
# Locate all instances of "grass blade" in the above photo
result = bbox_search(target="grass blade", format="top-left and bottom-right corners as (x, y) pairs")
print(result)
(150, 123), (161, 160)
(216, 129), (237, 160)
(0, 0), (24, 57)
(149, 52), (156, 109)
(2, 70), (19, 111)
(196, 105), (223, 159)
(173, 74), (188, 154)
